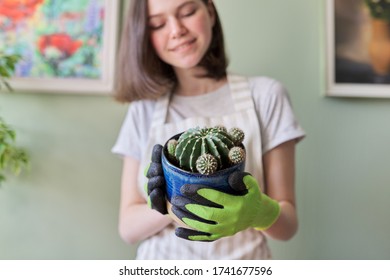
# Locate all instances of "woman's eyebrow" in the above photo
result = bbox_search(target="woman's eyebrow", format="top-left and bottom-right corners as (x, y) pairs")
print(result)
(148, 1), (196, 19)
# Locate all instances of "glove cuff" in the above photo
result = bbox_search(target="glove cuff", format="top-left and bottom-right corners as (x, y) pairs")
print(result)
(253, 194), (281, 230)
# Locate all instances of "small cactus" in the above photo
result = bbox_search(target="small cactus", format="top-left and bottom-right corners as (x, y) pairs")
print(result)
(167, 139), (178, 159)
(196, 154), (218, 175)
(229, 127), (245, 145)
(214, 125), (227, 133)
(167, 125), (246, 174)
(228, 146), (246, 165)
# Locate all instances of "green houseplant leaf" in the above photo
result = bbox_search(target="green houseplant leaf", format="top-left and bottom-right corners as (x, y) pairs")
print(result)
(0, 52), (29, 185)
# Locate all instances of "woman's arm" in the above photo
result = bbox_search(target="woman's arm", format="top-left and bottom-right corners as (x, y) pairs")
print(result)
(262, 139), (298, 241)
(118, 156), (172, 244)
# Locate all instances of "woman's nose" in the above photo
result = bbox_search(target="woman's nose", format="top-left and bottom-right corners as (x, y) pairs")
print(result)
(169, 18), (187, 39)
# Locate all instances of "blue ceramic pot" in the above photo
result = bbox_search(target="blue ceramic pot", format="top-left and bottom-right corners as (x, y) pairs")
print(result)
(161, 133), (246, 202)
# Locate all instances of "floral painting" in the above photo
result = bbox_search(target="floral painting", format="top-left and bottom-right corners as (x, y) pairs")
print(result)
(0, 0), (118, 93)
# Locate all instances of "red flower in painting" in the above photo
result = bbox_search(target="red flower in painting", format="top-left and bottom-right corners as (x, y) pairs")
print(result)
(0, 0), (45, 21)
(38, 33), (83, 58)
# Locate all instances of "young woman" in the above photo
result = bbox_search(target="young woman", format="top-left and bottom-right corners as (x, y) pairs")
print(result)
(112, 0), (305, 259)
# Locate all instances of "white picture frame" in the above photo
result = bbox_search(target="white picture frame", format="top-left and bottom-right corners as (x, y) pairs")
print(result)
(1, 0), (119, 95)
(325, 0), (390, 98)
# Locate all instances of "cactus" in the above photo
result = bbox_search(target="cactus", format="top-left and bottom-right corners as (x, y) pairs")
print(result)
(214, 125), (227, 133)
(228, 146), (246, 165)
(229, 127), (245, 145)
(167, 139), (178, 159)
(196, 154), (218, 175)
(169, 126), (246, 174)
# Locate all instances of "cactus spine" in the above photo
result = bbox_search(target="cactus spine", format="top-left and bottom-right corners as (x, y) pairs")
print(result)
(167, 126), (246, 174)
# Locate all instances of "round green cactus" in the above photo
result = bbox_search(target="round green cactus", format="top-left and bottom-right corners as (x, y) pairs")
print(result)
(167, 139), (178, 158)
(166, 139), (178, 164)
(196, 154), (218, 175)
(171, 126), (245, 173)
(228, 146), (246, 165)
(174, 126), (235, 172)
(229, 127), (245, 145)
(214, 125), (227, 133)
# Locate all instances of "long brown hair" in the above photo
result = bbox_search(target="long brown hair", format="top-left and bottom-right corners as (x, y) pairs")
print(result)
(115, 0), (228, 102)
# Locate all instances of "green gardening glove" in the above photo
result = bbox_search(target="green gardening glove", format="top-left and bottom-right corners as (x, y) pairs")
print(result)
(172, 172), (281, 241)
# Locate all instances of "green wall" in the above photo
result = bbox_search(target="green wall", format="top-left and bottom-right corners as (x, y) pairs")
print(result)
(1, 0), (389, 260)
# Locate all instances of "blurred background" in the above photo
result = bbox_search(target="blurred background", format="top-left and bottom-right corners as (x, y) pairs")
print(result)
(1, 0), (389, 260)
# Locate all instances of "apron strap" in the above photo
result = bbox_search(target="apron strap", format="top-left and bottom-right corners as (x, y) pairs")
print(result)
(228, 74), (255, 112)
(151, 74), (253, 127)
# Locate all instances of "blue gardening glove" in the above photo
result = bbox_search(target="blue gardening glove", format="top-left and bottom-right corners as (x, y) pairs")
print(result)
(145, 144), (168, 215)
(172, 172), (281, 241)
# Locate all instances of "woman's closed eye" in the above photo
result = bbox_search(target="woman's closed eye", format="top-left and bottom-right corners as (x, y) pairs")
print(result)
(148, 3), (198, 30)
(149, 19), (165, 30)
(179, 7), (197, 18)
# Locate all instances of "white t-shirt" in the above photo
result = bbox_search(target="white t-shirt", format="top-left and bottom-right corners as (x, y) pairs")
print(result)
(112, 76), (305, 159)
(112, 76), (305, 259)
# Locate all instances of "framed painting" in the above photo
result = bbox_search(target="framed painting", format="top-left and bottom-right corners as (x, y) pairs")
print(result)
(0, 0), (119, 94)
(326, 0), (390, 98)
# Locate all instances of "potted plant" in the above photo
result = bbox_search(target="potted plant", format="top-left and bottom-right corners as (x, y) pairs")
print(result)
(0, 52), (29, 185)
(161, 125), (246, 202)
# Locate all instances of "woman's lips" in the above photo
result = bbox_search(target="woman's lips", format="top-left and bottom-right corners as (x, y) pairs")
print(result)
(170, 38), (196, 52)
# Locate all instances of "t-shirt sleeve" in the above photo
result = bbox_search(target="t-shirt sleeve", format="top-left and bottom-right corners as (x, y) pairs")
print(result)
(111, 104), (141, 159)
(252, 78), (306, 154)
(111, 100), (155, 160)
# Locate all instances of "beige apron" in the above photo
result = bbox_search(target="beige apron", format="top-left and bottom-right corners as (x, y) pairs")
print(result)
(138, 74), (264, 195)
(136, 74), (270, 259)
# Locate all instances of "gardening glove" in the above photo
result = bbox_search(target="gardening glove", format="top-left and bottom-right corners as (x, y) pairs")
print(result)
(172, 171), (281, 241)
(145, 144), (168, 215)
